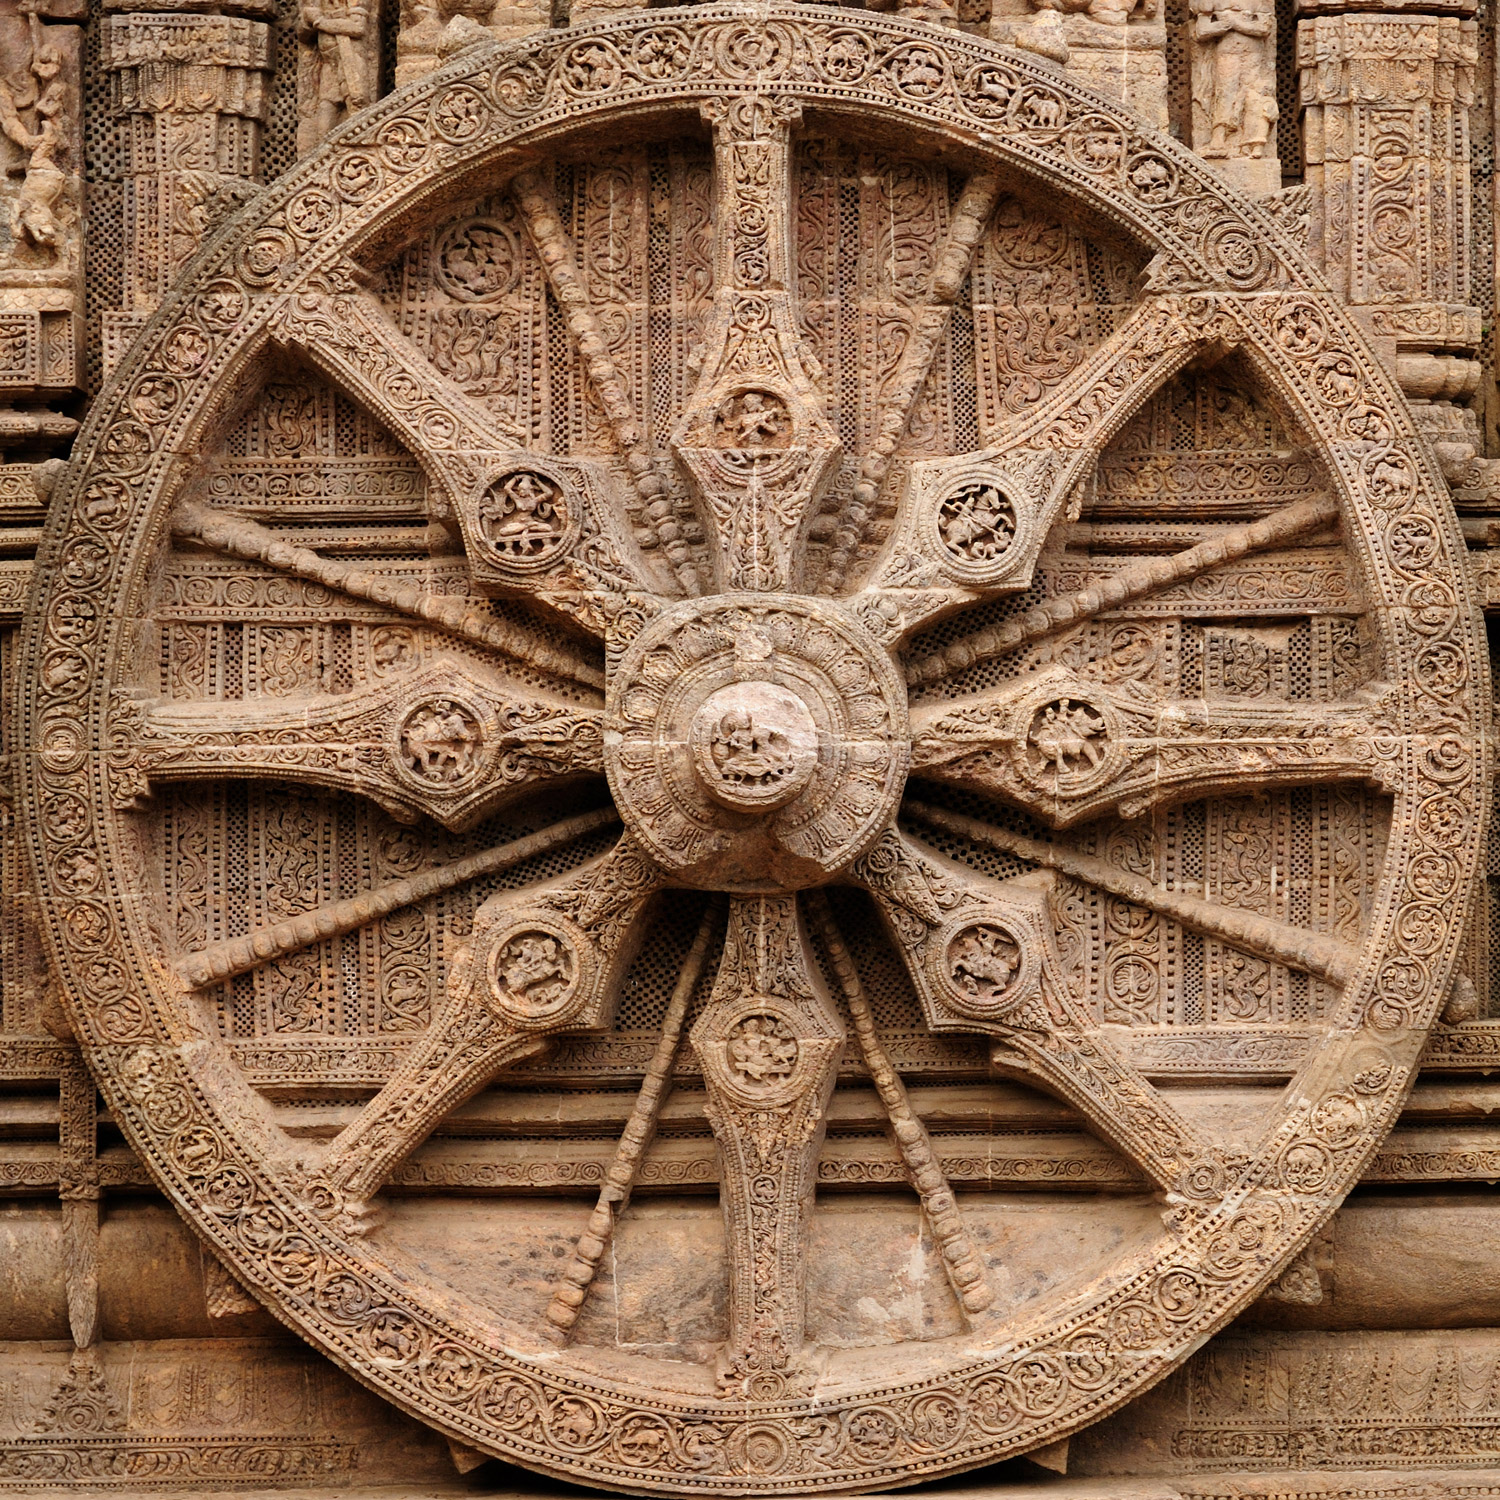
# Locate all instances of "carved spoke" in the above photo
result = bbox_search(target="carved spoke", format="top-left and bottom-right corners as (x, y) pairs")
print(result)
(911, 672), (1399, 826)
(177, 808), (619, 989)
(822, 171), (1003, 594)
(510, 169), (698, 597)
(125, 655), (602, 830)
(691, 894), (844, 1398)
(901, 803), (1359, 987)
(316, 833), (663, 1204)
(849, 830), (1220, 1200)
(671, 97), (842, 593)
(905, 495), (1341, 688)
(173, 502), (605, 692)
(863, 294), (1246, 636)
(807, 891), (995, 1322)
(545, 902), (721, 1339)
(266, 276), (669, 622)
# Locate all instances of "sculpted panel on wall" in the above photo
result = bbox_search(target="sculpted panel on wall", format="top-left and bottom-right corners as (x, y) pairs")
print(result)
(0, 0), (1497, 1494)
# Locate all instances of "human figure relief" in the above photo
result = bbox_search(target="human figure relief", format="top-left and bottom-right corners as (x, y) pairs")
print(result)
(298, 0), (371, 150)
(1191, 0), (1279, 160)
(1027, 0), (1156, 28)
(0, 4), (71, 257)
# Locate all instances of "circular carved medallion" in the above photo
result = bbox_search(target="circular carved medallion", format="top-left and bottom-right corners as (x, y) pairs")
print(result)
(22, 8), (1486, 1495)
(690, 680), (820, 811)
(487, 922), (582, 1024)
(474, 465), (575, 569)
(394, 697), (488, 788)
(725, 1012), (799, 1088)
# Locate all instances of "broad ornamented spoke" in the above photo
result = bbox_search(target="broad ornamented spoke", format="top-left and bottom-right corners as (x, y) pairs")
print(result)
(122, 655), (602, 829)
(691, 895), (844, 1398)
(861, 294), (1245, 639)
(315, 833), (663, 1205)
(851, 830), (1227, 1201)
(266, 274), (670, 626)
(671, 97), (842, 594)
(911, 671), (1399, 826)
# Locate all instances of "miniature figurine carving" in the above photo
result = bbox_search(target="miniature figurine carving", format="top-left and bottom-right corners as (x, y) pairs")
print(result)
(298, 0), (372, 151)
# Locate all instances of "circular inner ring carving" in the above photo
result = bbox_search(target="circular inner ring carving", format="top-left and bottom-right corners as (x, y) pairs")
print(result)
(606, 595), (908, 892)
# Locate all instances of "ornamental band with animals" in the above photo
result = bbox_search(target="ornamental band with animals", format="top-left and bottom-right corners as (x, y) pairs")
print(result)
(1, 0), (1499, 1494)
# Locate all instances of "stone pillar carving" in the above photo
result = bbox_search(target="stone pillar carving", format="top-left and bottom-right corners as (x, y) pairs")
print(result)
(0, 0), (83, 457)
(1298, 12), (1481, 380)
(100, 6), (272, 374)
(1190, 0), (1282, 194)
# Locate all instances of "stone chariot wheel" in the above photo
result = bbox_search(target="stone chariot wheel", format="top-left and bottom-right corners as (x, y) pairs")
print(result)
(21, 5), (1487, 1491)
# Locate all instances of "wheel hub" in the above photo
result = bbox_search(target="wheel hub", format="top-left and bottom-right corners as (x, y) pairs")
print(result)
(605, 595), (909, 892)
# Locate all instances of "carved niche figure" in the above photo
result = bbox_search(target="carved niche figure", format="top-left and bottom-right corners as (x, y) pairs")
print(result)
(1002, 0), (1169, 129)
(0, 6), (68, 256)
(0, 0), (81, 416)
(394, 0), (547, 87)
(297, 0), (375, 153)
(1191, 0), (1279, 162)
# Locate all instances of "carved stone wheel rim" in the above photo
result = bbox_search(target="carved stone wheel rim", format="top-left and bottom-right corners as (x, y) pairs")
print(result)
(20, 5), (1488, 1492)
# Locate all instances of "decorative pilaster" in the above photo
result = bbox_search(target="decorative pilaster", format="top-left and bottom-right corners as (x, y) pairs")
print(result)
(1298, 12), (1481, 382)
(34, 1053), (121, 1436)
(100, 7), (272, 373)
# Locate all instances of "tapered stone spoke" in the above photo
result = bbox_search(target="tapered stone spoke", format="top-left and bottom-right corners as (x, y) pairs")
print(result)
(860, 295), (1245, 638)
(173, 503), (606, 693)
(911, 672), (1399, 826)
(904, 496), (1340, 687)
(849, 830), (1222, 1201)
(178, 809), (619, 991)
(901, 803), (1360, 987)
(511, 169), (697, 597)
(125, 656), (602, 831)
(316, 833), (664, 1205)
(808, 891), (995, 1322)
(691, 894), (844, 1398)
(266, 277), (667, 622)
(545, 903), (721, 1339)
(821, 170), (1003, 594)
(671, 99), (842, 593)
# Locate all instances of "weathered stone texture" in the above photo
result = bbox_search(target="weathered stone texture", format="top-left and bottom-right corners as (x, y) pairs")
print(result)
(1, 0), (1499, 1494)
